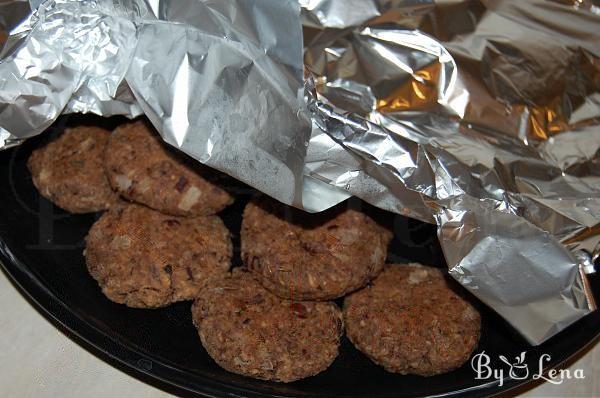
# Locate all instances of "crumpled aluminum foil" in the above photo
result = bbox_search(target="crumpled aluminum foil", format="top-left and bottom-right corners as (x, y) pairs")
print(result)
(303, 0), (600, 344)
(0, 0), (598, 345)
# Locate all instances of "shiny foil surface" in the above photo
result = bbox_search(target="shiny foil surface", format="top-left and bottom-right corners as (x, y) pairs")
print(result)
(303, 0), (599, 344)
(1, 0), (599, 344)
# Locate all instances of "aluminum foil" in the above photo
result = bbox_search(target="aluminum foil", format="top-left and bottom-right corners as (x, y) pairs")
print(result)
(0, 0), (599, 345)
(303, 0), (600, 344)
(129, 0), (314, 208)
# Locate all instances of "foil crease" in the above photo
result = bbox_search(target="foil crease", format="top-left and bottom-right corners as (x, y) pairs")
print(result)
(303, 0), (600, 344)
(126, 0), (312, 207)
(0, 0), (142, 148)
(0, 0), (599, 344)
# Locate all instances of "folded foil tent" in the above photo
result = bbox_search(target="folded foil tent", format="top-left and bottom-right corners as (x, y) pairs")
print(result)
(0, 0), (598, 345)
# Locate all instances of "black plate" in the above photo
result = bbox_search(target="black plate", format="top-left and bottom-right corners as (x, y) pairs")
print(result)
(1, 117), (599, 398)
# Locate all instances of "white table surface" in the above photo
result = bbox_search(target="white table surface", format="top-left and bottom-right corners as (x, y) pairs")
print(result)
(1, 270), (598, 398)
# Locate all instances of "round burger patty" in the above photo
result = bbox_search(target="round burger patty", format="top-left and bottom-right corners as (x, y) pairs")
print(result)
(84, 202), (232, 308)
(191, 268), (344, 382)
(105, 120), (233, 216)
(344, 264), (481, 376)
(28, 126), (117, 213)
(241, 197), (392, 300)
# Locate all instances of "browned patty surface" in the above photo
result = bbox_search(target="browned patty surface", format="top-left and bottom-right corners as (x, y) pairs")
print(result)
(85, 202), (232, 308)
(344, 264), (481, 376)
(105, 121), (233, 216)
(191, 268), (344, 382)
(241, 198), (392, 300)
(27, 126), (117, 213)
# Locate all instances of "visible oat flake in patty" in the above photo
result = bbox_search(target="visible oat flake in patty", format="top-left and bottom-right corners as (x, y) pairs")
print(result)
(105, 120), (233, 216)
